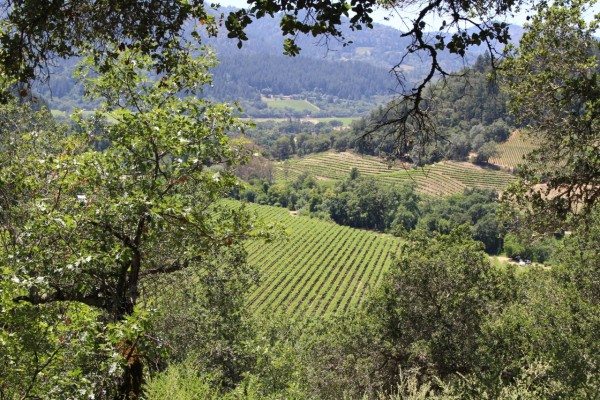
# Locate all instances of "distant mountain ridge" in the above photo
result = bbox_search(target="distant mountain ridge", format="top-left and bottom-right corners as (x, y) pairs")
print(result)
(206, 8), (523, 68)
(35, 10), (523, 112)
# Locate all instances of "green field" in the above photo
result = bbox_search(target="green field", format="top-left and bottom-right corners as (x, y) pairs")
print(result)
(301, 117), (356, 125)
(275, 151), (516, 195)
(244, 202), (400, 318)
(248, 116), (356, 126)
(490, 130), (538, 170)
(262, 96), (320, 113)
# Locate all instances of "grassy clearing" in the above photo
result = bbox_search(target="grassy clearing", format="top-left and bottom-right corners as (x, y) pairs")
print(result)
(51, 109), (68, 118)
(52, 109), (97, 119)
(262, 97), (320, 113)
(247, 117), (356, 126)
(300, 117), (356, 125)
(51, 109), (118, 123)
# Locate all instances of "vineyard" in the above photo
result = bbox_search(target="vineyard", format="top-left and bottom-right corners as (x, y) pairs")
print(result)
(262, 96), (320, 113)
(275, 151), (516, 195)
(241, 202), (400, 318)
(490, 130), (538, 169)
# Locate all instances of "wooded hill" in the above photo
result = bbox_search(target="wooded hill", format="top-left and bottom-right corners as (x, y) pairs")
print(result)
(34, 11), (523, 115)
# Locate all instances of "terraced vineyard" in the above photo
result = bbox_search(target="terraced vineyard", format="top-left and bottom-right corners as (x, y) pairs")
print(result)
(275, 151), (516, 195)
(275, 151), (395, 181)
(243, 202), (400, 318)
(490, 130), (538, 170)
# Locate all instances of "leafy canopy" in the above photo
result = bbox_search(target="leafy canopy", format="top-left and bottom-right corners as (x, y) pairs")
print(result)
(0, 45), (256, 397)
(502, 1), (600, 229)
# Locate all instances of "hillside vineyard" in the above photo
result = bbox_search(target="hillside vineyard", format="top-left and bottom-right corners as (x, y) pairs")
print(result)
(276, 151), (516, 195)
(242, 202), (400, 317)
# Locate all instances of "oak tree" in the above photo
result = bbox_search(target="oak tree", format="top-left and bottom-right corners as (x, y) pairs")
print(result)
(502, 1), (600, 230)
(1, 46), (254, 398)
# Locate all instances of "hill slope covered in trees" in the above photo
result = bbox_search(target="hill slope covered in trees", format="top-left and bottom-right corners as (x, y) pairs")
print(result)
(35, 12), (523, 115)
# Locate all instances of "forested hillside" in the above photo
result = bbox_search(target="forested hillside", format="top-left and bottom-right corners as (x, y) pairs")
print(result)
(34, 10), (522, 115)
(350, 55), (512, 164)
(206, 9), (523, 75)
(39, 51), (395, 112)
(239, 56), (516, 167)
(207, 53), (393, 100)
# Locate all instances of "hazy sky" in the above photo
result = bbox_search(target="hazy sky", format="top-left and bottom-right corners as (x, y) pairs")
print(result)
(216, 0), (529, 30)
(215, 0), (598, 31)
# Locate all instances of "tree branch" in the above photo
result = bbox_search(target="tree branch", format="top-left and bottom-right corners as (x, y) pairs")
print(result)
(89, 220), (135, 249)
(13, 286), (109, 310)
(140, 259), (190, 278)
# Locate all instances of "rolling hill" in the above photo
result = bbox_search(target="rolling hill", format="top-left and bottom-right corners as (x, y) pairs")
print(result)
(35, 9), (523, 114)
(275, 151), (516, 195)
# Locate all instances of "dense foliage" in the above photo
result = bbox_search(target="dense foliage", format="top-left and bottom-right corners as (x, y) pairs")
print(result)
(2, 0), (599, 399)
(351, 56), (512, 165)
(145, 219), (600, 399)
(243, 120), (350, 160)
(234, 170), (508, 255)
(502, 2), (600, 229)
(0, 48), (256, 398)
(209, 53), (393, 101)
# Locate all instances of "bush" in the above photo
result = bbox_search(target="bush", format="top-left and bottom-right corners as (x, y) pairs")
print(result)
(503, 233), (527, 259)
(145, 364), (220, 400)
(503, 233), (556, 263)
(474, 142), (498, 164)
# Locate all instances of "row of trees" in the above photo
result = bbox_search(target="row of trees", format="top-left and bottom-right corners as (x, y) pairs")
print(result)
(233, 170), (543, 257)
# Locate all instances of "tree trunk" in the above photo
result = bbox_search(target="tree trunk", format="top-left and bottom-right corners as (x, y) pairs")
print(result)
(113, 275), (144, 398)
(115, 228), (145, 399)
(116, 346), (144, 400)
